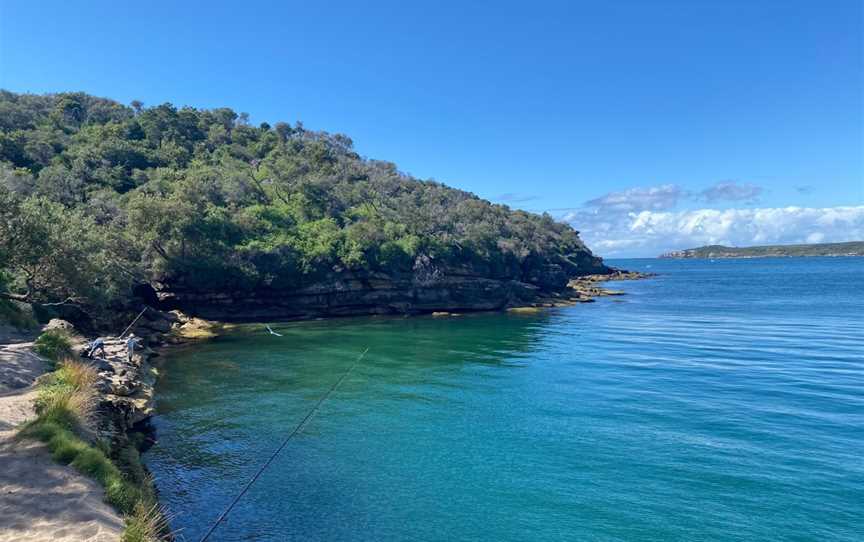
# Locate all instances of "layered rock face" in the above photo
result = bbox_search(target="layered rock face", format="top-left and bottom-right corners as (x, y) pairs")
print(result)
(151, 254), (611, 322)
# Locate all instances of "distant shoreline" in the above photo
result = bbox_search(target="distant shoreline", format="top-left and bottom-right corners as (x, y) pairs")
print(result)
(660, 241), (864, 259)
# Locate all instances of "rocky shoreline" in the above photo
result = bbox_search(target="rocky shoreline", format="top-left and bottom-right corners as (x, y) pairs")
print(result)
(148, 257), (613, 323)
(58, 311), (224, 439)
(149, 269), (654, 320)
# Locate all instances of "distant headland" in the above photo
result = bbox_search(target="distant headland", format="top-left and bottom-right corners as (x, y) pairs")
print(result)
(659, 241), (864, 259)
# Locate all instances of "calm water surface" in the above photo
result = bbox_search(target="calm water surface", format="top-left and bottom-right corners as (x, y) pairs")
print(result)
(144, 258), (864, 541)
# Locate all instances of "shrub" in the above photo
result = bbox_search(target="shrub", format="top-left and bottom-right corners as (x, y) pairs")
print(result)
(33, 329), (74, 362)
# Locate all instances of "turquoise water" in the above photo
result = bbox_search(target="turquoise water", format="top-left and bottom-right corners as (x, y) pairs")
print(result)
(144, 258), (864, 541)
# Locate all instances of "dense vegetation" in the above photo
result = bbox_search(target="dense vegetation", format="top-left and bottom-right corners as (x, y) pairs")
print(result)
(660, 241), (864, 259)
(0, 90), (596, 314)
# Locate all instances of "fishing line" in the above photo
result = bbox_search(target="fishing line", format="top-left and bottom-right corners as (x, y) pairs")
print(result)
(198, 347), (369, 542)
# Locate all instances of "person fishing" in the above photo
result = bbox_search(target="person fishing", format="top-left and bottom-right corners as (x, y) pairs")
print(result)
(86, 337), (106, 359)
(125, 333), (141, 363)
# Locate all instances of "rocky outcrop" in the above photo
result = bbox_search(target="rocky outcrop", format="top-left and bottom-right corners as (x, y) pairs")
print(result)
(89, 338), (157, 432)
(72, 310), (182, 434)
(151, 256), (612, 322)
(567, 270), (655, 298)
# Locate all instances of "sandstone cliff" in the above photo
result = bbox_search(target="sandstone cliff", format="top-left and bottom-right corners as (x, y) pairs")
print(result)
(149, 254), (611, 322)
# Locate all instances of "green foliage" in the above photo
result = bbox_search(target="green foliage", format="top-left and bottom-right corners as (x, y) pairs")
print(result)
(33, 330), (74, 362)
(0, 297), (38, 329)
(0, 176), (139, 308)
(0, 90), (601, 309)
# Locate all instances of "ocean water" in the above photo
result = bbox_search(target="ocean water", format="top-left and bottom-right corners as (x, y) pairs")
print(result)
(144, 258), (864, 541)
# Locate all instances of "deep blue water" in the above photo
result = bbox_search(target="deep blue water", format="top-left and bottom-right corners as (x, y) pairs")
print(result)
(144, 257), (864, 541)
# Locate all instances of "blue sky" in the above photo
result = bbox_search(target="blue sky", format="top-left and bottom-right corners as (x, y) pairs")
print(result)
(1, 0), (862, 256)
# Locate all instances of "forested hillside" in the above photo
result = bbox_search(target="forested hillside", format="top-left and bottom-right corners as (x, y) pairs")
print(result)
(0, 91), (606, 320)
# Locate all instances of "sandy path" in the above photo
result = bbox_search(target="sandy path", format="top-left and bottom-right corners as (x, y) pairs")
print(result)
(0, 342), (123, 542)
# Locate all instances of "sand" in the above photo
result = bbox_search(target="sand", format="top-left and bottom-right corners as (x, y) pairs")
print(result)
(0, 341), (123, 542)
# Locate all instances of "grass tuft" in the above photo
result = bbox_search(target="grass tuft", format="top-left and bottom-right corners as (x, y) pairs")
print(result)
(34, 359), (99, 435)
(122, 501), (170, 542)
(57, 359), (100, 388)
(49, 430), (89, 464)
(33, 330), (75, 363)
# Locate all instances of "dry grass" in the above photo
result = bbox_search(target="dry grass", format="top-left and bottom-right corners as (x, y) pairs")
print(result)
(59, 358), (100, 388)
(35, 358), (100, 437)
(122, 500), (170, 542)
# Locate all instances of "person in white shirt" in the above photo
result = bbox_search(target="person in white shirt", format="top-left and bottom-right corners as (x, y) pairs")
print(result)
(125, 334), (141, 363)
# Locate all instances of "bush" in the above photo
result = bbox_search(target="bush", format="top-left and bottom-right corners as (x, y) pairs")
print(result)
(33, 329), (74, 362)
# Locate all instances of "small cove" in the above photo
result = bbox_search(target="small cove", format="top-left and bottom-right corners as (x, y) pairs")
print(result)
(144, 258), (864, 541)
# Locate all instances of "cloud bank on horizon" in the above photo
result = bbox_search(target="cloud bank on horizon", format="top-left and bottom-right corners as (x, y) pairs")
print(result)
(561, 181), (864, 258)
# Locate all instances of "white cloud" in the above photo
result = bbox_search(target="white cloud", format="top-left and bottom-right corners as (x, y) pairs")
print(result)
(564, 205), (864, 257)
(583, 184), (685, 213)
(579, 180), (766, 217)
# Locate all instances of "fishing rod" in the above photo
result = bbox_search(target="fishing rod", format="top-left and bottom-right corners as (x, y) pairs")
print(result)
(118, 306), (148, 338)
(198, 347), (369, 542)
